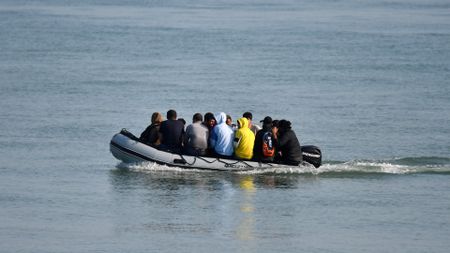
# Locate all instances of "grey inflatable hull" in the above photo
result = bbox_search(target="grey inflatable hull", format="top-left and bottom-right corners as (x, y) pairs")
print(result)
(110, 131), (319, 171)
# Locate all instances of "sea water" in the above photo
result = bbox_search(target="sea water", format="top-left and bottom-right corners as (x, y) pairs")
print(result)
(1, 0), (449, 252)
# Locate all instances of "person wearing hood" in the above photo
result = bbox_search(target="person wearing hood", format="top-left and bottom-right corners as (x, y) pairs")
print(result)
(275, 120), (303, 165)
(209, 112), (234, 157)
(234, 117), (255, 160)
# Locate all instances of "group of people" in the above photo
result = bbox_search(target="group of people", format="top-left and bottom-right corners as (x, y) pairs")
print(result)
(139, 110), (303, 165)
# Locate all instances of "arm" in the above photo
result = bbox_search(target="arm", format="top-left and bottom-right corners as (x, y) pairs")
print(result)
(183, 126), (190, 147)
(233, 131), (242, 149)
(209, 129), (217, 148)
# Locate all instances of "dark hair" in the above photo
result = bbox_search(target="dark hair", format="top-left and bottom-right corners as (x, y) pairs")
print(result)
(204, 112), (215, 122)
(242, 112), (252, 120)
(167, 109), (177, 120)
(278, 120), (292, 130)
(193, 113), (203, 123)
(178, 118), (186, 125)
(272, 120), (279, 128)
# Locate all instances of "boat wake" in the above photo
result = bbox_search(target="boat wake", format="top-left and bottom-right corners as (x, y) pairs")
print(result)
(116, 156), (450, 175)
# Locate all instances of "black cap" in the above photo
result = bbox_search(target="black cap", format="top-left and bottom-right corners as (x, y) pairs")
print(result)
(260, 116), (273, 124)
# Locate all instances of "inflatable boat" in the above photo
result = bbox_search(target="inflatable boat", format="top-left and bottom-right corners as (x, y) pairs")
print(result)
(110, 129), (322, 171)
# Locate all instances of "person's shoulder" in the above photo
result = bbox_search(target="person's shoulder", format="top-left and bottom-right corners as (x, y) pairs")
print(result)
(255, 129), (264, 137)
(253, 124), (262, 130)
(186, 123), (194, 130)
(287, 129), (298, 138)
(159, 120), (168, 129)
(173, 119), (184, 127)
(197, 122), (208, 130)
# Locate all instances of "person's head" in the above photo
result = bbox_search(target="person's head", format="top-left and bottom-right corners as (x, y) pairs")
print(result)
(204, 112), (216, 128)
(272, 120), (279, 129)
(167, 109), (177, 120)
(151, 112), (163, 125)
(278, 119), (292, 134)
(260, 116), (273, 130)
(178, 118), (186, 125)
(226, 115), (232, 126)
(215, 112), (228, 125)
(242, 112), (253, 127)
(237, 117), (249, 129)
(193, 113), (203, 123)
(242, 112), (253, 121)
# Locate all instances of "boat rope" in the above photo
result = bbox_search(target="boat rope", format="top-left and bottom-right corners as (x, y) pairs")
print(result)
(179, 154), (254, 168)
(178, 154), (198, 166)
(216, 158), (256, 168)
(196, 156), (219, 164)
(241, 160), (254, 168)
(217, 158), (241, 165)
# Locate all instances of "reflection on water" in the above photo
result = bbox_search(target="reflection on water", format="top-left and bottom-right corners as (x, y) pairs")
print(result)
(108, 166), (308, 246)
(109, 165), (305, 191)
(239, 176), (256, 193)
(236, 176), (256, 241)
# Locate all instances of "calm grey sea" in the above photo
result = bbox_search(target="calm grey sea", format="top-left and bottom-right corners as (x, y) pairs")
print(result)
(1, 0), (450, 252)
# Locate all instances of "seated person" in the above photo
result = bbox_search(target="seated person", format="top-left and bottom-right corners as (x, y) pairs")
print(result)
(253, 116), (277, 162)
(226, 114), (237, 130)
(178, 118), (186, 127)
(183, 113), (209, 156)
(234, 117), (255, 160)
(274, 120), (303, 165)
(203, 112), (216, 155)
(209, 112), (234, 158)
(139, 112), (163, 146)
(243, 111), (262, 135)
(203, 112), (216, 132)
(158, 109), (185, 153)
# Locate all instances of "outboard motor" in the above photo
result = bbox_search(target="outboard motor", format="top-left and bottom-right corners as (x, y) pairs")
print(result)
(120, 128), (140, 141)
(301, 145), (322, 168)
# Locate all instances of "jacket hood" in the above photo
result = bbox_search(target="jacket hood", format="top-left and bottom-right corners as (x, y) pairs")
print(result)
(215, 112), (227, 125)
(237, 117), (250, 129)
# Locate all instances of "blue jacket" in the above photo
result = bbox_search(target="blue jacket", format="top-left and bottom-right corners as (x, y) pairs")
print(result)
(209, 112), (234, 156)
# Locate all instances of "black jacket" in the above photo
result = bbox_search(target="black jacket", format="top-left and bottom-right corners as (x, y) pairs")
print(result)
(159, 119), (185, 149)
(253, 127), (277, 162)
(139, 124), (160, 146)
(277, 129), (302, 165)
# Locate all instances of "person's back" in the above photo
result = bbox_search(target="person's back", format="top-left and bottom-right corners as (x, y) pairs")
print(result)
(159, 109), (185, 152)
(234, 117), (255, 160)
(184, 113), (209, 156)
(139, 112), (163, 146)
(253, 116), (276, 162)
(276, 120), (302, 165)
(209, 112), (234, 157)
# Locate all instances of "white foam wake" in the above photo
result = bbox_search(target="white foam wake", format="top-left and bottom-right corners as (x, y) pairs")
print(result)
(115, 159), (450, 175)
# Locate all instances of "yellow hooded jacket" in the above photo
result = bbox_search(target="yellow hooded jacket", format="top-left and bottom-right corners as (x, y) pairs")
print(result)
(234, 117), (255, 159)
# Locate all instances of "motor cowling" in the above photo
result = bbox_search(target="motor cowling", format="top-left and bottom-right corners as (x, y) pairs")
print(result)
(301, 145), (322, 168)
